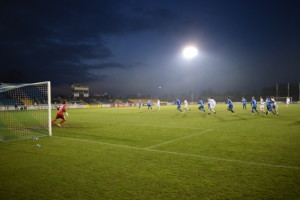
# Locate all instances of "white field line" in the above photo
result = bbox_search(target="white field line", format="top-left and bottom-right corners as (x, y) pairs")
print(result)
(53, 136), (300, 170)
(145, 129), (213, 149)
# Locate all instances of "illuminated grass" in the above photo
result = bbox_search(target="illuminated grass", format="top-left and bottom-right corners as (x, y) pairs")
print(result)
(1, 104), (300, 199)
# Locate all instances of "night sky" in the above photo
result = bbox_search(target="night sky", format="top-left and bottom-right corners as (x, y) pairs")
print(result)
(1, 0), (299, 96)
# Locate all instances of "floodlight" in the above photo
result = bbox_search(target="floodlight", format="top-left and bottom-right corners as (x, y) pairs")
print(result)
(183, 46), (198, 59)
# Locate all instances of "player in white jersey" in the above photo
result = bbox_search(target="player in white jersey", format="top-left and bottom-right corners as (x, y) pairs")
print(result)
(157, 99), (160, 110)
(259, 97), (265, 113)
(286, 97), (290, 107)
(207, 97), (216, 115)
(183, 100), (190, 111)
(271, 96), (279, 115)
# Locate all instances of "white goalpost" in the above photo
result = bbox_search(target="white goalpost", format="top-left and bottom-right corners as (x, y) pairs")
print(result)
(0, 81), (52, 142)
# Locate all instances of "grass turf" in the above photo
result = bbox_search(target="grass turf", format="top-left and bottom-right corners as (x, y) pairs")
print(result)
(0, 104), (300, 199)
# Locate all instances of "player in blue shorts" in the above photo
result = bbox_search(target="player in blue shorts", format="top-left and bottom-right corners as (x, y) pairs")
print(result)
(226, 97), (235, 114)
(241, 97), (247, 110)
(250, 96), (259, 115)
(176, 98), (183, 112)
(147, 99), (152, 110)
(198, 98), (205, 112)
(265, 97), (275, 116)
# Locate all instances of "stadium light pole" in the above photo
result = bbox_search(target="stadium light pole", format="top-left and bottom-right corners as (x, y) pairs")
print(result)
(287, 83), (290, 97)
(276, 83), (278, 99)
(182, 46), (198, 103)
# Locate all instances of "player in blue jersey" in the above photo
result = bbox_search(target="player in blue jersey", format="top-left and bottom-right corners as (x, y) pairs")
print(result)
(226, 97), (235, 114)
(265, 97), (275, 116)
(198, 98), (205, 112)
(147, 100), (152, 110)
(250, 96), (259, 115)
(241, 97), (247, 110)
(176, 98), (183, 112)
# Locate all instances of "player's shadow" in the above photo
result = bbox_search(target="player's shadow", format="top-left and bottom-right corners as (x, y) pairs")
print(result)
(181, 112), (188, 118)
(228, 115), (259, 122)
(213, 114), (258, 122)
(233, 115), (247, 121)
(288, 120), (300, 126)
(199, 112), (207, 118)
(212, 115), (226, 122)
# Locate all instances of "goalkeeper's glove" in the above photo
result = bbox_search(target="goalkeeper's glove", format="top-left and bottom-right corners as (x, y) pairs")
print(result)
(66, 112), (69, 116)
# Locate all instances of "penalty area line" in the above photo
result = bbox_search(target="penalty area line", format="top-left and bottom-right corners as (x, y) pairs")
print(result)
(52, 135), (300, 170)
(145, 129), (213, 149)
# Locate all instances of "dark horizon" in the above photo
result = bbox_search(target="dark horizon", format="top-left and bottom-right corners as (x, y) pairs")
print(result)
(1, 0), (300, 97)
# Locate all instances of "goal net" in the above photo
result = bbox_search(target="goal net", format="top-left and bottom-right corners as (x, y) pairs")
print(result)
(0, 81), (52, 142)
(274, 97), (293, 103)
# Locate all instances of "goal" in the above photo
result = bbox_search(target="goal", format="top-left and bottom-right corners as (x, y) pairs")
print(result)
(0, 81), (52, 142)
(274, 97), (292, 103)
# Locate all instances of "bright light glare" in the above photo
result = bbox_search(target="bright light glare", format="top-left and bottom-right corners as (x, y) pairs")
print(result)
(183, 46), (198, 59)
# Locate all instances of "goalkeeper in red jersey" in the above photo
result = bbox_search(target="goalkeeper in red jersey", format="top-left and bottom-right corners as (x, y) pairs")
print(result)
(52, 101), (68, 127)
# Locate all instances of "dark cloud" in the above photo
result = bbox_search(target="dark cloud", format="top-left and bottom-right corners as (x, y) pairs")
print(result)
(0, 0), (178, 89)
(0, 0), (299, 96)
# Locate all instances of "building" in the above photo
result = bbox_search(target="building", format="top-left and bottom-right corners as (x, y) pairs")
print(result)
(71, 83), (89, 97)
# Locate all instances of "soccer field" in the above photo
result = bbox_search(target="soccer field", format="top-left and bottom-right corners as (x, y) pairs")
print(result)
(1, 104), (300, 200)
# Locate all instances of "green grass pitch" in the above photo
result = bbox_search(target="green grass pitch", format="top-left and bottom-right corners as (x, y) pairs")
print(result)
(1, 104), (300, 199)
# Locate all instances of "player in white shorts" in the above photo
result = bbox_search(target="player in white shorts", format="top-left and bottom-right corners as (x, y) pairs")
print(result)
(286, 97), (290, 107)
(157, 99), (160, 110)
(271, 96), (279, 115)
(183, 100), (190, 111)
(259, 96), (265, 113)
(207, 97), (216, 114)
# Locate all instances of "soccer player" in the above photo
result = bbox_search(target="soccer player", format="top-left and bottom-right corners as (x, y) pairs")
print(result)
(259, 96), (265, 113)
(147, 99), (152, 110)
(241, 97), (247, 110)
(52, 101), (68, 127)
(211, 97), (217, 113)
(250, 96), (259, 115)
(208, 97), (216, 115)
(265, 97), (275, 116)
(226, 97), (235, 114)
(138, 99), (142, 109)
(286, 97), (290, 107)
(176, 98), (183, 112)
(183, 99), (190, 111)
(157, 99), (160, 110)
(271, 96), (279, 115)
(198, 98), (205, 113)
